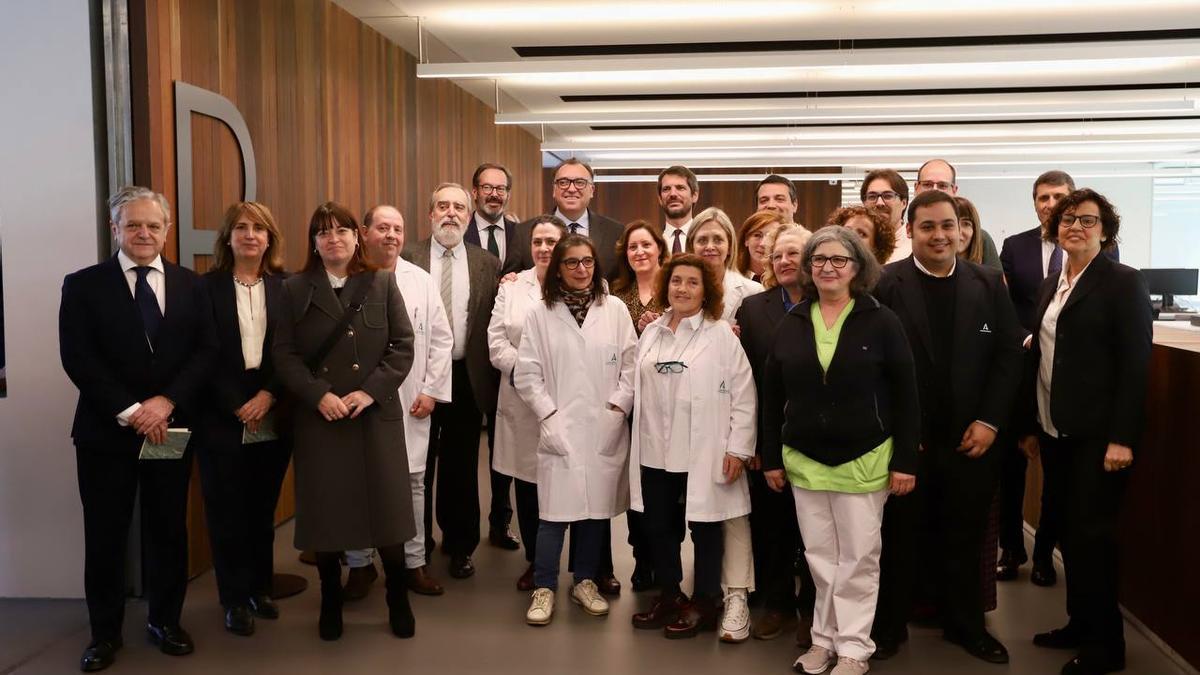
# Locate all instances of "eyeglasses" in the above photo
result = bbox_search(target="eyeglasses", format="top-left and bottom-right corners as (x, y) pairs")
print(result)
(554, 177), (592, 190)
(865, 191), (901, 203)
(562, 256), (595, 270)
(654, 361), (688, 374)
(1060, 214), (1101, 229)
(915, 180), (954, 191)
(477, 183), (509, 196)
(811, 254), (853, 269)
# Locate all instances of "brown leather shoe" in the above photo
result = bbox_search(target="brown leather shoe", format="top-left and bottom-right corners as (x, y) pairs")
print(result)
(752, 609), (793, 640)
(664, 596), (719, 639)
(405, 566), (444, 596)
(516, 564), (535, 592)
(632, 592), (687, 630)
(342, 563), (378, 601)
(298, 550), (318, 566)
(596, 573), (621, 596)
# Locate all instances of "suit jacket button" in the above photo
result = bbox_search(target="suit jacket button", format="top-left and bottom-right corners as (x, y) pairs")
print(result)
(322, 366), (329, 373)
(351, 363), (360, 371)
(347, 329), (355, 337)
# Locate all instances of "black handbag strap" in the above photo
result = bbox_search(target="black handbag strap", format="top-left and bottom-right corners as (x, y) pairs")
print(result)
(306, 274), (373, 375)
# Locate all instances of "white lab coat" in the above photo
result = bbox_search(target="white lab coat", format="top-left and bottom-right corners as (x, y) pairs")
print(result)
(723, 269), (764, 322)
(514, 294), (636, 522)
(394, 259), (453, 473)
(487, 267), (542, 483)
(629, 313), (756, 521)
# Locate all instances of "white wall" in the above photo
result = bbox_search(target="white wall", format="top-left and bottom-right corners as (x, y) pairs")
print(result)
(957, 166), (1154, 269)
(0, 1), (101, 598)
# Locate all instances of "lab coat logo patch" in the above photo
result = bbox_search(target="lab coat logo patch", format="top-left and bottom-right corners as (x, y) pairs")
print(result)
(718, 380), (729, 395)
(980, 323), (991, 334)
(607, 353), (618, 365)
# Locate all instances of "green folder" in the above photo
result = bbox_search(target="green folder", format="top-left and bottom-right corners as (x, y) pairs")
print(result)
(242, 412), (279, 445)
(138, 428), (192, 460)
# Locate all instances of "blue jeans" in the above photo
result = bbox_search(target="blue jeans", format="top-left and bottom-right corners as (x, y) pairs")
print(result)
(533, 519), (604, 591)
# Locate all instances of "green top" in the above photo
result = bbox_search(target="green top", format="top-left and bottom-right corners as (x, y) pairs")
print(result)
(783, 299), (893, 494)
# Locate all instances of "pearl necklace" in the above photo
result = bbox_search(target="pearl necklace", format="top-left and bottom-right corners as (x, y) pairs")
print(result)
(233, 273), (263, 288)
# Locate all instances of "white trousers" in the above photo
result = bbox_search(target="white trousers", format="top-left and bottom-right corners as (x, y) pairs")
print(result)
(345, 470), (427, 570)
(792, 486), (888, 662)
(720, 514), (756, 592)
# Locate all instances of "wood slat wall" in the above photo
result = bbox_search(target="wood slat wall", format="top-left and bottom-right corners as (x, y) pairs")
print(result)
(128, 0), (544, 575)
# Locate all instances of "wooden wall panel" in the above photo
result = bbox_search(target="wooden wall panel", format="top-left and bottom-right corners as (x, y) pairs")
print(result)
(130, 0), (544, 576)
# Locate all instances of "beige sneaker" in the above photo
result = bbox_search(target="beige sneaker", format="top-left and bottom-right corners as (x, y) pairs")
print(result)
(525, 588), (555, 625)
(570, 579), (610, 616)
(794, 645), (836, 674)
(719, 588), (750, 642)
(830, 655), (870, 675)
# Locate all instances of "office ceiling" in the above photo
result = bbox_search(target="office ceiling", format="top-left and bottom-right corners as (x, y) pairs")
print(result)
(335, 0), (1200, 178)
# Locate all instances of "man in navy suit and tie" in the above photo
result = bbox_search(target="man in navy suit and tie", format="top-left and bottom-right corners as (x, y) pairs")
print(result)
(996, 171), (1119, 587)
(59, 186), (217, 672)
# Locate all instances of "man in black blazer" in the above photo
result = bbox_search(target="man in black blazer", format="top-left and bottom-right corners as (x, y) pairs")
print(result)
(402, 183), (500, 580)
(513, 158), (623, 279)
(59, 186), (217, 672)
(875, 190), (1024, 664)
(996, 170), (1121, 586)
(466, 162), (522, 278)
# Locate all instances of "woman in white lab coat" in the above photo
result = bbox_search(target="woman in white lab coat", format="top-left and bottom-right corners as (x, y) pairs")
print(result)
(686, 205), (764, 639)
(628, 254), (756, 641)
(488, 215), (567, 591)
(514, 233), (636, 626)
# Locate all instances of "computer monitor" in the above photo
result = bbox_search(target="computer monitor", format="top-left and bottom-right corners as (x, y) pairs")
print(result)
(1140, 268), (1198, 311)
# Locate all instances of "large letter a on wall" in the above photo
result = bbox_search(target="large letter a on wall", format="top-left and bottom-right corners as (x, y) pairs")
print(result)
(173, 81), (257, 269)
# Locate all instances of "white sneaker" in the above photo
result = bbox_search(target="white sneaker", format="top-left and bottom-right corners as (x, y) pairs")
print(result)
(830, 655), (870, 675)
(570, 579), (610, 616)
(719, 588), (750, 643)
(525, 588), (555, 625)
(793, 645), (836, 674)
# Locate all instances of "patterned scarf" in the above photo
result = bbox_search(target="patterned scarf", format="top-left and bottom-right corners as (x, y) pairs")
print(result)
(560, 286), (594, 327)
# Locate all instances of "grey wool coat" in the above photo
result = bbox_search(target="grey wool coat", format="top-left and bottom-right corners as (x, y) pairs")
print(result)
(272, 267), (415, 552)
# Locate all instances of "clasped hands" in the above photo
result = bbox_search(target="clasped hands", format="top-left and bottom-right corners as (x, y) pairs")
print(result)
(129, 395), (174, 444)
(236, 390), (274, 433)
(318, 390), (375, 422)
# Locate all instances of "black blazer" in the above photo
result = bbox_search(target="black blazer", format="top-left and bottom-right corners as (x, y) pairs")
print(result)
(1000, 226), (1121, 333)
(874, 257), (1025, 447)
(514, 209), (624, 281)
(464, 213), (522, 277)
(760, 294), (920, 475)
(195, 270), (289, 450)
(1023, 253), (1152, 447)
(735, 287), (788, 459)
(59, 255), (218, 446)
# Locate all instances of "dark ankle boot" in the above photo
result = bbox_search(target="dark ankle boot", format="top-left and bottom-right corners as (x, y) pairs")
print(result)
(664, 593), (720, 639)
(382, 560), (415, 638)
(316, 553), (344, 641)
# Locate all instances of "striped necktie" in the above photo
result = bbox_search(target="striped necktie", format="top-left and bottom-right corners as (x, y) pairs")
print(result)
(440, 248), (454, 319)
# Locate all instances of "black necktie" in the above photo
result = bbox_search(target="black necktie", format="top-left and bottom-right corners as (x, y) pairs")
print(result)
(569, 222), (580, 234)
(1047, 245), (1063, 279)
(485, 225), (500, 257)
(134, 266), (163, 347)
(672, 229), (683, 254)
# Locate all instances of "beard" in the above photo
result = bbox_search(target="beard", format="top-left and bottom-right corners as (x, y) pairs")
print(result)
(662, 202), (690, 219)
(433, 221), (463, 248)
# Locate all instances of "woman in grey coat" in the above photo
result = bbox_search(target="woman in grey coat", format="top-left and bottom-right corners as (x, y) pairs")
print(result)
(273, 202), (415, 641)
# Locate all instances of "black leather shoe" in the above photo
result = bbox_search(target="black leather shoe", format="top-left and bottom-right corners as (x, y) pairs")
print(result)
(249, 594), (279, 619)
(80, 638), (122, 672)
(145, 623), (194, 656)
(1061, 654), (1126, 675)
(872, 639), (903, 660)
(224, 606), (255, 636)
(448, 555), (475, 579)
(1035, 624), (1083, 649)
(947, 630), (1009, 664)
(596, 573), (622, 596)
(630, 563), (656, 592)
(996, 549), (1027, 581)
(489, 526), (521, 550)
(1031, 560), (1058, 587)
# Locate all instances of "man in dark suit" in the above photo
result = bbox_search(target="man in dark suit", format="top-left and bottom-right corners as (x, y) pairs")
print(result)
(402, 182), (500, 580)
(875, 190), (1024, 665)
(997, 170), (1121, 587)
(513, 158), (623, 279)
(59, 186), (217, 672)
(466, 162), (522, 278)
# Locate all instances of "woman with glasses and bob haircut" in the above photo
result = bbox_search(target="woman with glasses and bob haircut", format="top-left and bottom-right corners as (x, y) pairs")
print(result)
(628, 254), (756, 641)
(1020, 189), (1151, 675)
(513, 233), (637, 627)
(761, 226), (919, 674)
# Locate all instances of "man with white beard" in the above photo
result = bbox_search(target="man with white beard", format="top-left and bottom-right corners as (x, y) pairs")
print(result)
(402, 183), (501, 581)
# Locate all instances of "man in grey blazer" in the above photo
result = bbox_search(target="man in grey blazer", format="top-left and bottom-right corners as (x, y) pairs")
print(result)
(402, 183), (500, 580)
(514, 158), (623, 280)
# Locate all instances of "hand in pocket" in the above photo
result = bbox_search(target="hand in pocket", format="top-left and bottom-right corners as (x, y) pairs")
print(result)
(538, 416), (570, 457)
(597, 407), (628, 457)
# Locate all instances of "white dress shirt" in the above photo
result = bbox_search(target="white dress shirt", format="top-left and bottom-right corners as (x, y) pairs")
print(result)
(554, 208), (589, 236)
(115, 250), (166, 425)
(663, 219), (692, 254)
(235, 278), (268, 370)
(1037, 257), (1095, 438)
(430, 238), (470, 360)
(637, 313), (704, 472)
(473, 212), (507, 264)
